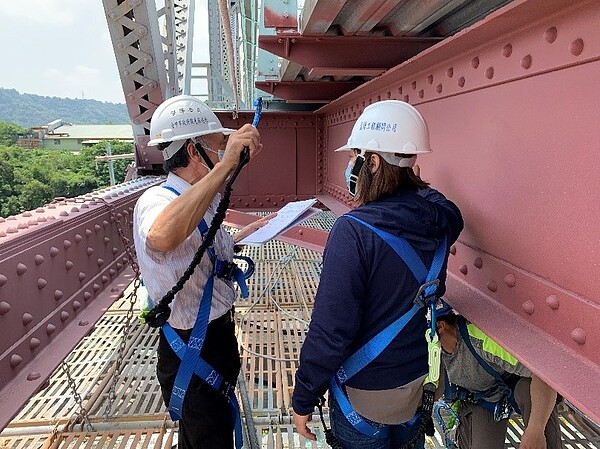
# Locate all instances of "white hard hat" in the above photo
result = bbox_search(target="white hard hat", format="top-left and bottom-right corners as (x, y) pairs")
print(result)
(335, 100), (431, 168)
(148, 95), (235, 160)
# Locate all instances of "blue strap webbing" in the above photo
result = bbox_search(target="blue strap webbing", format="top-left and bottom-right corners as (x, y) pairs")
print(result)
(345, 215), (428, 281)
(336, 303), (421, 382)
(328, 214), (448, 438)
(168, 275), (214, 420)
(163, 324), (243, 449)
(329, 376), (390, 438)
(457, 317), (521, 414)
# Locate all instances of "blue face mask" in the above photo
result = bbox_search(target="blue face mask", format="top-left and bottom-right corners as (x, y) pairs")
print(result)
(344, 160), (354, 191)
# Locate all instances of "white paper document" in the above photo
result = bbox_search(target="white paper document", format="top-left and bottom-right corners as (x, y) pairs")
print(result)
(239, 199), (319, 246)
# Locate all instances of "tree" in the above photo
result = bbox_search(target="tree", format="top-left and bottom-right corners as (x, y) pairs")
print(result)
(78, 141), (134, 186)
(19, 179), (54, 211)
(0, 141), (134, 217)
(0, 159), (16, 216)
(0, 121), (29, 146)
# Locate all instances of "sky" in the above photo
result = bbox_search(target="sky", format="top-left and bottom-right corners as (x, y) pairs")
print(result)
(0, 0), (210, 104)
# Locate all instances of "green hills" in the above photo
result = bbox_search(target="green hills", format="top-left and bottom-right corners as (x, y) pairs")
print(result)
(0, 88), (130, 128)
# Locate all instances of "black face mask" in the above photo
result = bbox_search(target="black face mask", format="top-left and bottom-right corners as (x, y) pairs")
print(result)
(348, 154), (365, 196)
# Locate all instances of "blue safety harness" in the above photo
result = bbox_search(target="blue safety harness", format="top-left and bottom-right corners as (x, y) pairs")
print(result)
(330, 214), (448, 438)
(159, 184), (254, 449)
(443, 317), (521, 420)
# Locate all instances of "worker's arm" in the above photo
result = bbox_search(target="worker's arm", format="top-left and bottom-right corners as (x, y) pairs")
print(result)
(519, 374), (557, 449)
(148, 125), (261, 252)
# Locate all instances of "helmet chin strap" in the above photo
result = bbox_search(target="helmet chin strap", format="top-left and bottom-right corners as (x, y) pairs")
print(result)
(348, 154), (365, 196)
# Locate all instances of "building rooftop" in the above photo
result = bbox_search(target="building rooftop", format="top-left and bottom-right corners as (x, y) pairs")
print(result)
(46, 124), (134, 140)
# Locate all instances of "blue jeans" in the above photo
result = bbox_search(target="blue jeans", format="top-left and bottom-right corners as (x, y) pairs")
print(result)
(329, 394), (425, 449)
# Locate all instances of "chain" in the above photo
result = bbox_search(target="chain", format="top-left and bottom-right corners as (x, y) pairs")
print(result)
(94, 196), (141, 420)
(60, 361), (94, 431)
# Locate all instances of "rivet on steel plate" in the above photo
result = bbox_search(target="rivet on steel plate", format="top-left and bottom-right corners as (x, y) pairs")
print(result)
(522, 300), (534, 315)
(17, 263), (28, 276)
(504, 274), (516, 287)
(10, 354), (23, 368)
(0, 301), (10, 315)
(571, 328), (586, 345)
(545, 295), (559, 310)
(27, 372), (41, 381)
(569, 38), (584, 56)
(544, 27), (557, 44)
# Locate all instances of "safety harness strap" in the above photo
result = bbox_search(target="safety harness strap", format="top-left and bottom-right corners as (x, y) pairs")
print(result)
(336, 303), (421, 383)
(457, 317), (521, 415)
(329, 214), (447, 438)
(168, 275), (213, 420)
(345, 215), (428, 280)
(163, 324), (243, 449)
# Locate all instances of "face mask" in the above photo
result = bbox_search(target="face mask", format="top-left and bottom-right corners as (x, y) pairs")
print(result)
(344, 160), (354, 191)
(217, 149), (225, 161)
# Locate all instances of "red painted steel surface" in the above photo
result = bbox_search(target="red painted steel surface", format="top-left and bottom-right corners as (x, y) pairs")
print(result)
(263, 6), (298, 30)
(318, 0), (600, 423)
(0, 178), (161, 430)
(255, 81), (362, 103)
(215, 111), (318, 209)
(258, 35), (441, 70)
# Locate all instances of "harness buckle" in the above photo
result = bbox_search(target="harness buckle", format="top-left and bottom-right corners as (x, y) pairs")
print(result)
(215, 261), (238, 280)
(414, 279), (440, 307)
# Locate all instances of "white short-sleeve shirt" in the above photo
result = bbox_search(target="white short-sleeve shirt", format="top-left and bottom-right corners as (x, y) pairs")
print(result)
(133, 172), (236, 330)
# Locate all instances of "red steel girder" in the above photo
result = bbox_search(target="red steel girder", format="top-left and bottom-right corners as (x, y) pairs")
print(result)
(255, 81), (361, 103)
(258, 35), (441, 71)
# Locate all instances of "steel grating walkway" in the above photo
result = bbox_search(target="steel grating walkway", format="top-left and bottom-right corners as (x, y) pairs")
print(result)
(1, 211), (599, 449)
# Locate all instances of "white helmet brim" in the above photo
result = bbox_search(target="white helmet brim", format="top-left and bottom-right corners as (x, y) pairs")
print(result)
(148, 127), (236, 147)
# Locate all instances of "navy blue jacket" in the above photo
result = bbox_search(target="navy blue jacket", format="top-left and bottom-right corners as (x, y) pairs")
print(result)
(292, 188), (463, 415)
